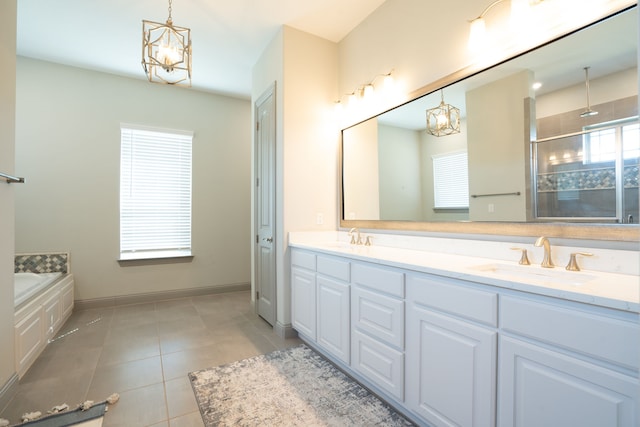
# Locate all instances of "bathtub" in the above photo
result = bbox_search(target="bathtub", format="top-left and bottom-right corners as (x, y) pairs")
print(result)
(14, 272), (63, 307)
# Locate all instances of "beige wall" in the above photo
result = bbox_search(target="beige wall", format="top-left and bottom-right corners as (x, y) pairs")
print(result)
(466, 70), (532, 221)
(378, 124), (422, 220)
(343, 118), (380, 220)
(15, 58), (252, 301)
(252, 26), (338, 332)
(0, 0), (17, 396)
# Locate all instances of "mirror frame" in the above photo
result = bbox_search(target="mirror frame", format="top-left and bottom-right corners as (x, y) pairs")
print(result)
(339, 6), (639, 242)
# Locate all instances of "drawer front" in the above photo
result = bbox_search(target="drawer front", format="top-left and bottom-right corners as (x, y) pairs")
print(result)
(352, 329), (404, 401)
(407, 274), (498, 327)
(501, 295), (639, 370)
(352, 286), (404, 349)
(291, 249), (316, 270)
(352, 263), (404, 298)
(317, 255), (350, 282)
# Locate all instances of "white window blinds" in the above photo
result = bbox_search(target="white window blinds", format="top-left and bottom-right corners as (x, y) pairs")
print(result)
(120, 125), (193, 259)
(432, 151), (469, 209)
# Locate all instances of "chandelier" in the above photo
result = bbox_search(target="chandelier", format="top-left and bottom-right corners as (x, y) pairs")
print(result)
(142, 0), (192, 87)
(426, 90), (461, 137)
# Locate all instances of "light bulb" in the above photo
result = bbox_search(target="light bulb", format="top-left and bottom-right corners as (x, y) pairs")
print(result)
(363, 84), (374, 99)
(468, 17), (486, 51)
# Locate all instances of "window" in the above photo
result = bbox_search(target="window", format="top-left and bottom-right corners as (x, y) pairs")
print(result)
(584, 118), (639, 163)
(432, 151), (469, 209)
(120, 124), (193, 260)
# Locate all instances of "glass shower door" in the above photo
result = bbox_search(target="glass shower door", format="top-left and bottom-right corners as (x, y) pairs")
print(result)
(534, 118), (639, 223)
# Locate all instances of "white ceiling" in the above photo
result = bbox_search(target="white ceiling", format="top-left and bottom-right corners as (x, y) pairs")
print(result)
(16, 0), (387, 98)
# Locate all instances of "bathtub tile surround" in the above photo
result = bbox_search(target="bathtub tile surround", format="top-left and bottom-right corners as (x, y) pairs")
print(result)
(14, 253), (69, 274)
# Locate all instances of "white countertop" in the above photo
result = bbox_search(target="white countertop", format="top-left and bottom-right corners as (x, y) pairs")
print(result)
(289, 234), (639, 313)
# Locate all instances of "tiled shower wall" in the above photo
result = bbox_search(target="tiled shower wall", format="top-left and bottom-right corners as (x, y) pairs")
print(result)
(14, 253), (69, 274)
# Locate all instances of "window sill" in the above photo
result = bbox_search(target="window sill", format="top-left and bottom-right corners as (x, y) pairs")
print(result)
(118, 251), (194, 266)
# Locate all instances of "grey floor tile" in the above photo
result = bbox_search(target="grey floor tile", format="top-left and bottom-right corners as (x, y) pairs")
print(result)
(161, 344), (222, 381)
(0, 290), (291, 427)
(169, 411), (205, 427)
(98, 335), (160, 366)
(159, 328), (217, 355)
(101, 382), (167, 427)
(165, 376), (199, 419)
(88, 356), (164, 398)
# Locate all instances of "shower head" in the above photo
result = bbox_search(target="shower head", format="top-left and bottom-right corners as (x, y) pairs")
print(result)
(580, 66), (598, 118)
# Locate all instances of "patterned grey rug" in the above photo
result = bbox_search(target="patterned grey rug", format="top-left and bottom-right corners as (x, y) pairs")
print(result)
(189, 345), (414, 426)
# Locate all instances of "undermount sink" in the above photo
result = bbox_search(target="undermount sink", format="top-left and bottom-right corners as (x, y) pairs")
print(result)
(471, 263), (597, 286)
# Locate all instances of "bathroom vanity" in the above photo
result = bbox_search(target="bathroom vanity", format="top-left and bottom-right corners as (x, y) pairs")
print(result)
(289, 233), (638, 427)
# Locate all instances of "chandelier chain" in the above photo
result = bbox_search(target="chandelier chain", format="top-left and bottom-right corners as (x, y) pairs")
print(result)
(167, 0), (173, 22)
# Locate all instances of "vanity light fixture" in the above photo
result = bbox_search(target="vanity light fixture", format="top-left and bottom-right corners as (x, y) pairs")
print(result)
(426, 90), (461, 137)
(334, 71), (394, 110)
(580, 66), (598, 118)
(142, 0), (192, 87)
(468, 0), (545, 50)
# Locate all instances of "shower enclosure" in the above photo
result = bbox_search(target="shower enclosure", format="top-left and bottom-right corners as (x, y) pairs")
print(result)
(534, 117), (639, 223)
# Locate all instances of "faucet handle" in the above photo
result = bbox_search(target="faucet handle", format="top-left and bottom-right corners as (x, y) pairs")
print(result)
(510, 247), (531, 265)
(566, 252), (593, 271)
(364, 236), (373, 246)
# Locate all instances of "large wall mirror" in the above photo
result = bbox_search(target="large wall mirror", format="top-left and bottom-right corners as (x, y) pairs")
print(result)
(341, 5), (639, 242)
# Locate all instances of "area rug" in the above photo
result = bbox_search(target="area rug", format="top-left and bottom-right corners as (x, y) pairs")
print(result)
(189, 345), (414, 426)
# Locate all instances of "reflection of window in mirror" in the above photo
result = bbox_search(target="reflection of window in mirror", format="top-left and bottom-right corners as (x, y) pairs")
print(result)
(432, 151), (469, 210)
(583, 119), (639, 163)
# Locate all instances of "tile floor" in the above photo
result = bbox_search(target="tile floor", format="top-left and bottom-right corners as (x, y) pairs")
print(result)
(0, 290), (302, 426)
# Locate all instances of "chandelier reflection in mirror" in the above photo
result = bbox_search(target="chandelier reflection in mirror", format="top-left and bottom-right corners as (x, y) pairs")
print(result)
(426, 90), (461, 137)
(142, 0), (192, 87)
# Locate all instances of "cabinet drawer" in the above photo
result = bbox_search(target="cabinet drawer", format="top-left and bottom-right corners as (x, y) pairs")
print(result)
(352, 329), (404, 401)
(317, 255), (350, 282)
(352, 263), (404, 298)
(352, 286), (404, 349)
(407, 274), (498, 327)
(291, 249), (316, 270)
(501, 295), (639, 370)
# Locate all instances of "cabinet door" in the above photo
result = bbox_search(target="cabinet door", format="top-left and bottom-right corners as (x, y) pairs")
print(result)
(317, 275), (350, 364)
(291, 266), (316, 340)
(499, 336), (638, 427)
(406, 303), (496, 427)
(15, 307), (45, 377)
(43, 291), (61, 341)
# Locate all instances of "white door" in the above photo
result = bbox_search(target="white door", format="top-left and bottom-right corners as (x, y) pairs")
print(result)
(255, 84), (276, 325)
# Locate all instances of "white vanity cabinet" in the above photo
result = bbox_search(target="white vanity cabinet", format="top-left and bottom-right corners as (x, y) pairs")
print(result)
(406, 274), (498, 427)
(316, 256), (351, 364)
(291, 250), (317, 340)
(351, 262), (405, 400)
(498, 295), (639, 427)
(289, 244), (639, 427)
(291, 249), (351, 364)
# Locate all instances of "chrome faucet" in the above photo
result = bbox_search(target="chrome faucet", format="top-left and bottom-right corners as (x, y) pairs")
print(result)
(534, 236), (554, 268)
(348, 227), (362, 245)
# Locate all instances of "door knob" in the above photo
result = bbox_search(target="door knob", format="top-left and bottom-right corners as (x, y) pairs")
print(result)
(263, 237), (273, 243)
